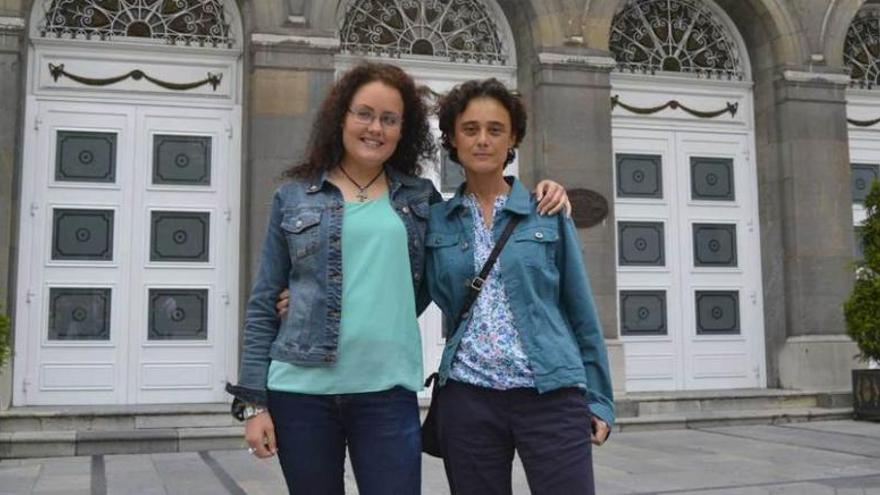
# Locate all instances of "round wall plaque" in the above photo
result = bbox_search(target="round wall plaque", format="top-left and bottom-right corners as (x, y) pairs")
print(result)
(569, 188), (609, 228)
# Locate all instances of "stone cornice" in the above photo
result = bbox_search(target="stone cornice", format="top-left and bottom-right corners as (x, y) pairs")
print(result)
(0, 16), (24, 32)
(250, 33), (340, 51)
(782, 69), (851, 86)
(537, 52), (617, 70)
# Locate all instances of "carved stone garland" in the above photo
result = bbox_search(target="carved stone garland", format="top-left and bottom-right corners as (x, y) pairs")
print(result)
(39, 0), (233, 48)
(610, 0), (744, 80)
(846, 5), (880, 90)
(340, 0), (507, 64)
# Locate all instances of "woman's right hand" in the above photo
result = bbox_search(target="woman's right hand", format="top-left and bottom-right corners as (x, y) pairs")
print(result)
(245, 412), (277, 458)
(276, 288), (290, 319)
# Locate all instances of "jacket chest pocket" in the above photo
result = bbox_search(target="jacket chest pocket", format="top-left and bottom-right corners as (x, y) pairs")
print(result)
(427, 232), (467, 280)
(513, 227), (558, 268)
(281, 209), (322, 259)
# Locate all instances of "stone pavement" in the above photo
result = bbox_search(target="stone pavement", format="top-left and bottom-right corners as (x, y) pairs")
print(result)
(1, 420), (879, 494)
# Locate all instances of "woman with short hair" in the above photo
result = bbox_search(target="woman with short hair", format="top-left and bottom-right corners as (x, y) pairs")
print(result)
(426, 78), (614, 495)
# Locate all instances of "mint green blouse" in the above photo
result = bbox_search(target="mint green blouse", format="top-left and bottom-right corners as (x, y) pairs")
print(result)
(267, 193), (423, 394)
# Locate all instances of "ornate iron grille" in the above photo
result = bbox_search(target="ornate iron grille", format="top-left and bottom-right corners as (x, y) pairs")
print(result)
(39, 0), (233, 48)
(340, 0), (507, 65)
(610, 0), (743, 80)
(846, 5), (880, 89)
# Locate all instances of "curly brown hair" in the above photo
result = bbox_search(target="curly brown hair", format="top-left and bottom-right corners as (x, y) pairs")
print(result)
(286, 62), (435, 179)
(435, 78), (527, 166)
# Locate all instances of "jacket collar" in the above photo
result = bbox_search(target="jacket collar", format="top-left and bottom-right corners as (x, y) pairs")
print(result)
(385, 166), (418, 196)
(445, 176), (531, 217)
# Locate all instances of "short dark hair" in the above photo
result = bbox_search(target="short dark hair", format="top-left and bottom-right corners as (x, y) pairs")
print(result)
(435, 78), (527, 166)
(286, 62), (435, 179)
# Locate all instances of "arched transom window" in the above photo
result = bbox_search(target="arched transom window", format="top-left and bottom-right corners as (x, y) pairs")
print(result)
(38, 0), (234, 48)
(846, 5), (880, 89)
(610, 0), (744, 80)
(339, 0), (508, 65)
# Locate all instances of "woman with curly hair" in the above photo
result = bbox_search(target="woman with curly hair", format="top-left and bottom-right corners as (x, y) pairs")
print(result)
(226, 63), (569, 494)
(425, 78), (614, 494)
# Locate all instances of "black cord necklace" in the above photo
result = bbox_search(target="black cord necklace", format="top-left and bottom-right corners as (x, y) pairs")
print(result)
(339, 165), (385, 202)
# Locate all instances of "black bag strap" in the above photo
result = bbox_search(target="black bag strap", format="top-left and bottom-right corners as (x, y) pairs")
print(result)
(451, 215), (523, 337)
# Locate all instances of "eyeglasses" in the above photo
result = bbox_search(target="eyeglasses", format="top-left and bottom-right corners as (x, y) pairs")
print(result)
(348, 107), (403, 129)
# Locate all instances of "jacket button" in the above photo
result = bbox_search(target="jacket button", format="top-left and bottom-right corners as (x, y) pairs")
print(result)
(308, 185), (318, 192)
(296, 220), (303, 227)
(402, 206), (410, 214)
(535, 232), (544, 239)
(460, 241), (468, 250)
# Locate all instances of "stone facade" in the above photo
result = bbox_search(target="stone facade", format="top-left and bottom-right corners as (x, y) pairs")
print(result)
(0, 3), (23, 410)
(0, 0), (872, 407)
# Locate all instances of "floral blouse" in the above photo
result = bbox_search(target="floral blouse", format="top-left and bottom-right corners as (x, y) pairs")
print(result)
(449, 194), (535, 389)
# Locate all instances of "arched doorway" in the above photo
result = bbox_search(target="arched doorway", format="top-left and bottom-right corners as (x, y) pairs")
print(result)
(845, 4), (880, 265)
(13, 0), (244, 405)
(610, 0), (766, 391)
(335, 0), (517, 391)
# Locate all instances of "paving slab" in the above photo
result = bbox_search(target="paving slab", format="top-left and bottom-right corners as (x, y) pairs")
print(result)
(776, 419), (880, 438)
(0, 463), (40, 494)
(104, 454), (164, 495)
(149, 452), (232, 495)
(698, 423), (880, 458)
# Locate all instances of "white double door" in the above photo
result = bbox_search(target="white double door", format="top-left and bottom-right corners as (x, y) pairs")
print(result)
(848, 128), (880, 254)
(613, 127), (765, 391)
(15, 100), (239, 405)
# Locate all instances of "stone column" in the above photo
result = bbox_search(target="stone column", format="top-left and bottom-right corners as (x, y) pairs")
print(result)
(521, 48), (626, 397)
(245, 34), (338, 284)
(771, 70), (860, 390)
(0, 15), (24, 410)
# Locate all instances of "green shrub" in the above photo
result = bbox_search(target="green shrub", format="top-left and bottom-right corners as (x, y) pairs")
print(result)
(845, 180), (880, 363)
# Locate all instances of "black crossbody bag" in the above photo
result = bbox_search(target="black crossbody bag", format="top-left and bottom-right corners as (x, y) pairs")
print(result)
(421, 215), (523, 458)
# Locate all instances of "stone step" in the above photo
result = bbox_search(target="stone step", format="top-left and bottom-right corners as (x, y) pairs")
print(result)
(0, 407), (854, 459)
(0, 390), (854, 458)
(0, 403), (236, 433)
(615, 389), (852, 418)
(0, 426), (245, 459)
(616, 406), (854, 432)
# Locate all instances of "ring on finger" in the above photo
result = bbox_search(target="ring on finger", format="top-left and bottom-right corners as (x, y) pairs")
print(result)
(247, 447), (256, 455)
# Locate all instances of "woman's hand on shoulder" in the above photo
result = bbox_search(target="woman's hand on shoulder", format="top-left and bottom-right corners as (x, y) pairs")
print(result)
(245, 411), (277, 458)
(534, 180), (572, 217)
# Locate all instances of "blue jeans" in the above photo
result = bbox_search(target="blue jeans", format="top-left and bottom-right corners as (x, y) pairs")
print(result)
(267, 386), (421, 495)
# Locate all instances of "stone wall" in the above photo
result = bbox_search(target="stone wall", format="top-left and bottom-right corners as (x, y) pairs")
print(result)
(0, 7), (23, 410)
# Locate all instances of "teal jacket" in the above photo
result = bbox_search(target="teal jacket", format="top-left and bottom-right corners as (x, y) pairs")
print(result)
(424, 177), (615, 427)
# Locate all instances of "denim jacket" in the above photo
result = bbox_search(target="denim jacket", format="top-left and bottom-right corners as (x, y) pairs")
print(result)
(424, 178), (615, 426)
(228, 167), (440, 405)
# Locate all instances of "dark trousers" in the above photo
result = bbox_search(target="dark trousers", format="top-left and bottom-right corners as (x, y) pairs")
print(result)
(267, 386), (421, 495)
(437, 380), (595, 495)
